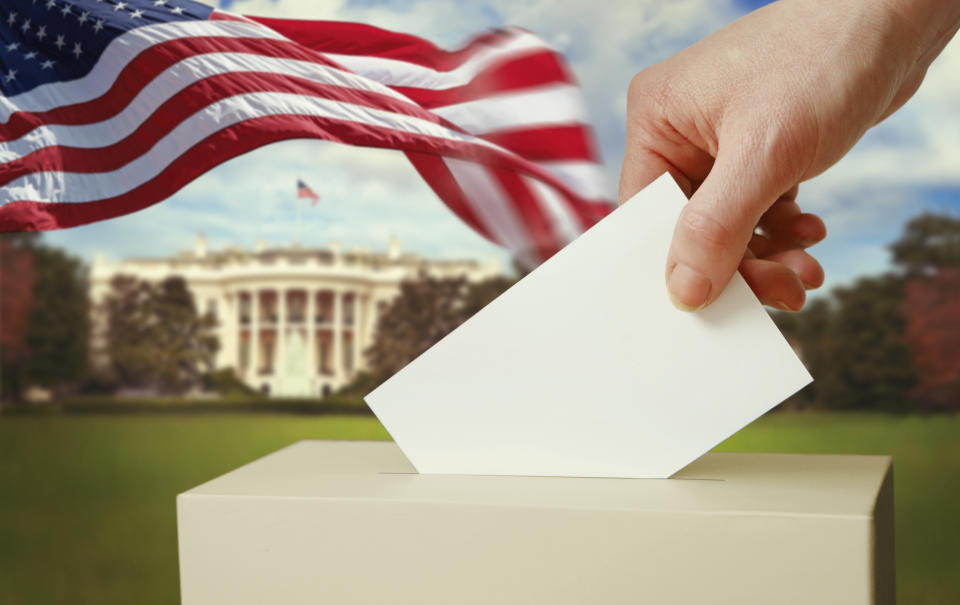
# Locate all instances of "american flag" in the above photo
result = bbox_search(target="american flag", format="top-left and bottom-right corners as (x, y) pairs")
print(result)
(296, 178), (319, 205)
(0, 0), (614, 265)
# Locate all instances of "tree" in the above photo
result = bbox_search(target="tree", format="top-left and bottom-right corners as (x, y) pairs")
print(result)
(891, 213), (960, 274)
(1, 235), (88, 401)
(103, 276), (218, 395)
(351, 274), (514, 393)
(902, 268), (960, 409)
(0, 234), (37, 401)
(821, 275), (917, 411)
(892, 213), (960, 410)
(774, 275), (917, 412)
(22, 245), (90, 389)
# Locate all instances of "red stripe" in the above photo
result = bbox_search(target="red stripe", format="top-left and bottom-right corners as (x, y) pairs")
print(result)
(0, 35), (343, 142)
(490, 168), (561, 261)
(405, 151), (496, 243)
(481, 125), (600, 163)
(0, 72), (456, 187)
(393, 51), (575, 109)
(249, 17), (520, 72)
(0, 113), (598, 238)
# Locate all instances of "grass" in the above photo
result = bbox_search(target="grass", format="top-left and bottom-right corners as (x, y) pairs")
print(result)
(0, 411), (957, 604)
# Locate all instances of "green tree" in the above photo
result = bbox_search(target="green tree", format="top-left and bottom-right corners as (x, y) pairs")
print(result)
(0, 235), (89, 400)
(103, 276), (218, 395)
(346, 274), (514, 394)
(820, 275), (917, 411)
(890, 213), (960, 274)
(23, 245), (90, 390)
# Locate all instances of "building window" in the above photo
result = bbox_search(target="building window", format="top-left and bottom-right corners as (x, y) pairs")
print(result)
(239, 295), (251, 325)
(239, 334), (250, 373)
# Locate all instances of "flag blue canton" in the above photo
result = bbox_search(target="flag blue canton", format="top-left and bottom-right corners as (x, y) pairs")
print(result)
(0, 0), (214, 97)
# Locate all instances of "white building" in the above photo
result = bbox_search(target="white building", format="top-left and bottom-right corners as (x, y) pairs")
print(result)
(89, 235), (501, 397)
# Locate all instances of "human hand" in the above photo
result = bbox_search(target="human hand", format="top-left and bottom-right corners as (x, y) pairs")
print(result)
(619, 0), (960, 311)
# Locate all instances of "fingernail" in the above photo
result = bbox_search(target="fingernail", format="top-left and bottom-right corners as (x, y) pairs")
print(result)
(667, 263), (711, 312)
(774, 300), (795, 312)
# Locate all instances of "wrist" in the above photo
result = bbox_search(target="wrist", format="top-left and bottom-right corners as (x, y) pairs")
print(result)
(876, 0), (960, 68)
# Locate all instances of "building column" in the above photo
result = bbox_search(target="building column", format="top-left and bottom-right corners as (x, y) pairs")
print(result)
(332, 288), (343, 383)
(277, 288), (286, 385)
(306, 290), (317, 383)
(350, 292), (360, 376)
(250, 290), (260, 380)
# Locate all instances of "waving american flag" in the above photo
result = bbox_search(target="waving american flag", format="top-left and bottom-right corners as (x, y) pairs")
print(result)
(0, 0), (613, 264)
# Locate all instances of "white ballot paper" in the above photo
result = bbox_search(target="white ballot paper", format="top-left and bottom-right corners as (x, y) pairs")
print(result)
(366, 174), (812, 478)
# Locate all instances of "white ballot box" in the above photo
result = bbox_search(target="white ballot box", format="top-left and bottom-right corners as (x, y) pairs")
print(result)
(177, 440), (894, 605)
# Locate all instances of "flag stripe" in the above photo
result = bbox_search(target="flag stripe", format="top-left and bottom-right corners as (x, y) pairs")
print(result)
(389, 50), (574, 109)
(430, 84), (589, 137)
(522, 175), (586, 244)
(405, 151), (496, 243)
(481, 125), (600, 163)
(491, 168), (561, 261)
(250, 17), (538, 74)
(443, 158), (532, 258)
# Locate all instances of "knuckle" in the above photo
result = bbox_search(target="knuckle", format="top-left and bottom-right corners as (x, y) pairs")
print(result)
(679, 204), (739, 251)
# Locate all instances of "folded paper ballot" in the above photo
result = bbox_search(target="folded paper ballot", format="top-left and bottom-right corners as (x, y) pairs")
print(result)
(365, 174), (812, 478)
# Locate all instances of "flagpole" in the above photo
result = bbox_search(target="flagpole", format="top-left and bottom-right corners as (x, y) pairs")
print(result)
(295, 183), (302, 244)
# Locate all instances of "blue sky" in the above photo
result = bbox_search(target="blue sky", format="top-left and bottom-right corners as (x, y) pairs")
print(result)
(41, 0), (960, 295)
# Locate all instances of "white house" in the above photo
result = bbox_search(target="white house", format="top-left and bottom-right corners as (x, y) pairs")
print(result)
(89, 235), (501, 397)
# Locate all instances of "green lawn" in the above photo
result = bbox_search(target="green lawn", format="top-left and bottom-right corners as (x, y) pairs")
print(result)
(0, 411), (957, 604)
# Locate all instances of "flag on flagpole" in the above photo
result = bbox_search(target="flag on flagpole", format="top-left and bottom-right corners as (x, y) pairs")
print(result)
(297, 179), (320, 205)
(0, 0), (614, 266)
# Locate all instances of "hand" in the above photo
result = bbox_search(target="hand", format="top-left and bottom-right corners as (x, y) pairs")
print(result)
(619, 0), (960, 311)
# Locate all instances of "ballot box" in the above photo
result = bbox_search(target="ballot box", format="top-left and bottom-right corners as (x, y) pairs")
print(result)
(177, 440), (894, 604)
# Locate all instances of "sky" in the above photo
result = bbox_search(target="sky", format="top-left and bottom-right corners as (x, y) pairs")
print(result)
(41, 0), (960, 295)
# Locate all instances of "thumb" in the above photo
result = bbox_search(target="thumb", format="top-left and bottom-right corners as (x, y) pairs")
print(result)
(666, 144), (794, 311)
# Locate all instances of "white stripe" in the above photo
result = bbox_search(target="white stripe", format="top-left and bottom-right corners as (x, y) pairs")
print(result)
(535, 160), (611, 201)
(443, 158), (531, 255)
(0, 91), (501, 205)
(522, 176), (583, 245)
(432, 85), (588, 135)
(0, 20), (286, 122)
(323, 31), (549, 90)
(0, 52), (420, 160)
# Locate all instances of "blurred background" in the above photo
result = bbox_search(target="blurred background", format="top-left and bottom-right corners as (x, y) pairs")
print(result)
(2, 0), (959, 603)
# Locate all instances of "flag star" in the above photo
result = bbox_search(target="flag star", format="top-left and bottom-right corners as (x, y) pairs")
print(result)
(54, 34), (66, 50)
(115, 2), (128, 11)
(6, 12), (16, 26)
(24, 51), (37, 60)
(21, 18), (31, 33)
(171, 6), (184, 15)
(4, 70), (16, 82)
(36, 25), (47, 40)
(77, 11), (90, 24)
(130, 9), (143, 19)
(93, 18), (105, 33)
(59, 4), (71, 16)
(41, 59), (55, 69)
(153, 0), (166, 5)
(72, 42), (82, 58)
(45, 0), (56, 10)
(5, 42), (19, 52)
